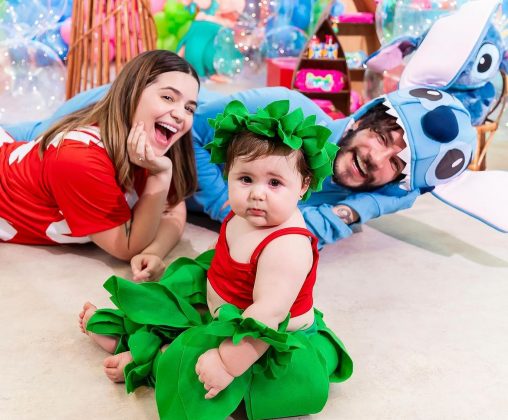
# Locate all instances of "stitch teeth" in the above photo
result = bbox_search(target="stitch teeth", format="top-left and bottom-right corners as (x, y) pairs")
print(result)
(397, 147), (411, 168)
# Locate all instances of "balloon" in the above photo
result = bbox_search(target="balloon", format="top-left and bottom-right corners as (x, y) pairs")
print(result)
(213, 27), (243, 77)
(376, 0), (469, 45)
(262, 25), (308, 58)
(150, 0), (166, 14)
(0, 39), (66, 124)
(0, 0), (68, 39)
(155, 0), (195, 52)
(59, 17), (72, 45)
(290, 0), (313, 31)
(36, 25), (69, 61)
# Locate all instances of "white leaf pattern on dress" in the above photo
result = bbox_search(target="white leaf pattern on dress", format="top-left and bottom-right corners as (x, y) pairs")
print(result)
(45, 219), (90, 244)
(0, 217), (17, 241)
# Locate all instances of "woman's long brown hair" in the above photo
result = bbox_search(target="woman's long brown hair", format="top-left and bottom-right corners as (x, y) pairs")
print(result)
(39, 50), (199, 206)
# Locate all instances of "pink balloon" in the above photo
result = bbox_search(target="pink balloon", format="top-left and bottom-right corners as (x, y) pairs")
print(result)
(60, 18), (72, 45)
(150, 0), (166, 13)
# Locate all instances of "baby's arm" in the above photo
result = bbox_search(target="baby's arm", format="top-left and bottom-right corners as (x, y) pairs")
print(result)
(196, 234), (313, 398)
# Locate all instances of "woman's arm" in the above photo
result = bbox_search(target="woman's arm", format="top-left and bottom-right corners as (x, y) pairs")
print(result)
(90, 169), (172, 260)
(130, 201), (187, 281)
(90, 122), (175, 260)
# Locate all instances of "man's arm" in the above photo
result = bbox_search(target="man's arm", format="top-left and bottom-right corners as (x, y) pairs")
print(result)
(300, 183), (421, 249)
(336, 183), (421, 224)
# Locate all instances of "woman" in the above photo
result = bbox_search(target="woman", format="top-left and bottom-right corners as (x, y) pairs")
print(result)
(0, 50), (200, 281)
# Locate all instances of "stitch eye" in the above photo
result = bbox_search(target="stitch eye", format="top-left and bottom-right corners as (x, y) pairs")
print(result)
(409, 88), (443, 101)
(471, 43), (500, 81)
(435, 149), (466, 180)
(425, 145), (472, 187)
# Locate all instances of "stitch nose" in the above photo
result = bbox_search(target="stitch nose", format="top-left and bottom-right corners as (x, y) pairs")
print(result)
(421, 105), (458, 143)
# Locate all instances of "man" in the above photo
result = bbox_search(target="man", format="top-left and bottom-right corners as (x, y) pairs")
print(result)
(3, 84), (476, 248)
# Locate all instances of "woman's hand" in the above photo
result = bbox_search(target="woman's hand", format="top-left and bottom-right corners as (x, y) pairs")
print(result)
(195, 348), (235, 399)
(127, 122), (173, 175)
(130, 253), (166, 282)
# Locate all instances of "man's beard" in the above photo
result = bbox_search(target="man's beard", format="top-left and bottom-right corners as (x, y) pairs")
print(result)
(332, 130), (378, 192)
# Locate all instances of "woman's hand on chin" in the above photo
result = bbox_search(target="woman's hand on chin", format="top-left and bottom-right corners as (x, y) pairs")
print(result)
(127, 121), (173, 176)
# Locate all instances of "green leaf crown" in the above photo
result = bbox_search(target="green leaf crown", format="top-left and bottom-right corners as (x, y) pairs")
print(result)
(204, 99), (339, 201)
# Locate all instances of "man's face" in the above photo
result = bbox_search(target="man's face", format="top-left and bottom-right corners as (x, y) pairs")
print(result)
(333, 126), (407, 190)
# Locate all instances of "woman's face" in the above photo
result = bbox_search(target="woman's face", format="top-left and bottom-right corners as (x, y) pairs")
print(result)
(132, 71), (199, 156)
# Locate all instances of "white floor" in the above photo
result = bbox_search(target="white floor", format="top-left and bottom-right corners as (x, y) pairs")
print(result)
(1, 72), (508, 419)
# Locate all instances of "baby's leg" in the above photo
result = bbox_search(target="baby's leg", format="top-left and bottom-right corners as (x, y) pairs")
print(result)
(78, 302), (118, 354)
(103, 351), (133, 383)
(102, 344), (170, 383)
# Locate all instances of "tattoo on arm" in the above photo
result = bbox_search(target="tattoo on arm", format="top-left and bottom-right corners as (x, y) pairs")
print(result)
(124, 220), (132, 237)
(333, 205), (359, 224)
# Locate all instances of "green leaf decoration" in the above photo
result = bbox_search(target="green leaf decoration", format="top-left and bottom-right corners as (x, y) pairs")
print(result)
(205, 99), (339, 200)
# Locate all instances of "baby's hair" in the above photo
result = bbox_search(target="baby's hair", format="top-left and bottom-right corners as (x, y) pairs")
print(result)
(224, 131), (312, 184)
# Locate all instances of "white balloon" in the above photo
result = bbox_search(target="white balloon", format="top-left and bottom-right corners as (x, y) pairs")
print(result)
(0, 39), (66, 124)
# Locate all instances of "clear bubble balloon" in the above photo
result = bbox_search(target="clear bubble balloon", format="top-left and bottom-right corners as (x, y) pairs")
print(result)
(375, 0), (468, 45)
(0, 0), (68, 40)
(0, 39), (66, 124)
(36, 25), (69, 61)
(213, 27), (244, 77)
(262, 25), (307, 58)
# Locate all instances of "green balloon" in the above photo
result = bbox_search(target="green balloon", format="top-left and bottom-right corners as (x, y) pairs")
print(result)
(154, 12), (169, 39)
(176, 20), (192, 40)
(161, 35), (178, 52)
(164, 0), (179, 16)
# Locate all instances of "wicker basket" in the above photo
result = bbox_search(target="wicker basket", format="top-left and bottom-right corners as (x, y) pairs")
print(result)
(66, 0), (157, 99)
(469, 75), (507, 171)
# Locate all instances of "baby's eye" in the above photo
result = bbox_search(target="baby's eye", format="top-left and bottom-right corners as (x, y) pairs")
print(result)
(240, 176), (252, 183)
(269, 179), (281, 187)
(162, 95), (174, 102)
(185, 106), (196, 114)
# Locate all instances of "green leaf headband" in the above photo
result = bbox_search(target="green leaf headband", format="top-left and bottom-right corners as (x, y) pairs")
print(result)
(204, 99), (339, 201)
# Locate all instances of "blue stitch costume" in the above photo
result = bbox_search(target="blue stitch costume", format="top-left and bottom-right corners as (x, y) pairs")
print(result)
(366, 0), (508, 126)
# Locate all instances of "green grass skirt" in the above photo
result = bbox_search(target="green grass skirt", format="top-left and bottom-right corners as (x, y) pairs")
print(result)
(87, 250), (353, 419)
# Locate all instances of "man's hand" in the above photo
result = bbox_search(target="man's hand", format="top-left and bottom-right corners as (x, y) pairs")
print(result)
(130, 253), (165, 282)
(195, 348), (234, 399)
(333, 205), (359, 224)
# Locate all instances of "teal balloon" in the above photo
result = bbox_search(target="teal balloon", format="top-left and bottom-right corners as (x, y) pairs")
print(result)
(376, 0), (469, 45)
(213, 28), (243, 77)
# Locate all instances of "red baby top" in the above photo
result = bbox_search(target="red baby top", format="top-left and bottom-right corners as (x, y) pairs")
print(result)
(208, 212), (319, 318)
(0, 126), (147, 245)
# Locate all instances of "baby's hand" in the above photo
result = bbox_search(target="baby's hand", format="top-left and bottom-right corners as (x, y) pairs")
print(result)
(127, 122), (173, 175)
(130, 253), (165, 282)
(195, 348), (234, 399)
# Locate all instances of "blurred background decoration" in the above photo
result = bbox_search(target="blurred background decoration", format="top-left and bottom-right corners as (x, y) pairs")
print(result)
(3, 0), (508, 124)
(0, 0), (70, 124)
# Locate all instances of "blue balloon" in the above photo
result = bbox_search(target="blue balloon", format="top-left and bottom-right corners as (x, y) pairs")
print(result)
(262, 25), (308, 58)
(36, 26), (68, 61)
(290, 0), (312, 31)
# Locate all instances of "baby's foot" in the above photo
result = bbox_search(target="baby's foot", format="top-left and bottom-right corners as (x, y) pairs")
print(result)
(79, 301), (97, 334)
(78, 301), (118, 354)
(103, 351), (133, 383)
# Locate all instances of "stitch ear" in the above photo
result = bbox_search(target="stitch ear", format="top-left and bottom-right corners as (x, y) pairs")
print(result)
(364, 36), (423, 73)
(432, 170), (508, 232)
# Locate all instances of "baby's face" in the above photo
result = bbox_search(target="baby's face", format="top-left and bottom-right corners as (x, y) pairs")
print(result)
(227, 152), (308, 228)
